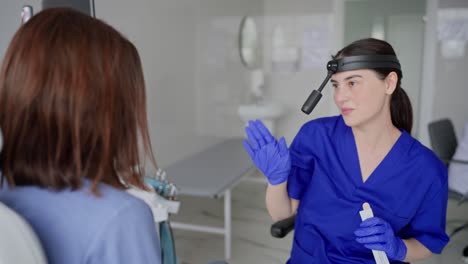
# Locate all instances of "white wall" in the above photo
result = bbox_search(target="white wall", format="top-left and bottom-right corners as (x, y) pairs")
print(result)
(95, 0), (264, 169)
(263, 0), (468, 147)
(0, 1), (41, 62)
(344, 0), (427, 46)
(343, 0), (426, 138)
(263, 0), (337, 143)
(431, 0), (468, 139)
(3, 0), (467, 165)
(0, 0), (264, 170)
(194, 0), (264, 139)
(96, 0), (205, 170)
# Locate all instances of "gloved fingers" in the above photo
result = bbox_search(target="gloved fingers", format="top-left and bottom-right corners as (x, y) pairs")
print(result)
(278, 137), (289, 156)
(255, 141), (277, 162)
(255, 145), (276, 179)
(255, 119), (275, 143)
(248, 120), (267, 146)
(354, 225), (386, 237)
(362, 243), (386, 252)
(243, 139), (255, 158)
(359, 217), (385, 227)
(245, 126), (260, 150)
(272, 153), (291, 177)
(355, 234), (386, 244)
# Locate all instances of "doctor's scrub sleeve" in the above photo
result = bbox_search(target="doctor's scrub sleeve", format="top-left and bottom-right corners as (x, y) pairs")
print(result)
(286, 122), (321, 201)
(400, 168), (450, 254)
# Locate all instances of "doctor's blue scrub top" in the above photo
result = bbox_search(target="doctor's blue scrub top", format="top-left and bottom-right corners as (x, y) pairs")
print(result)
(286, 116), (449, 264)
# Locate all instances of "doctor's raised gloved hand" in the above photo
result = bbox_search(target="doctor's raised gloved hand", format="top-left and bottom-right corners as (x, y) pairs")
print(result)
(354, 217), (407, 261)
(243, 120), (291, 185)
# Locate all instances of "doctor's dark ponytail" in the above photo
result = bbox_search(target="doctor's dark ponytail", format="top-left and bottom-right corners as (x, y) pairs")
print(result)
(390, 86), (412, 134)
(335, 38), (413, 134)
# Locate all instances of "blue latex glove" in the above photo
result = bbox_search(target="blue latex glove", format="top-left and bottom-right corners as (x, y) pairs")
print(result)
(354, 217), (407, 261)
(243, 120), (291, 185)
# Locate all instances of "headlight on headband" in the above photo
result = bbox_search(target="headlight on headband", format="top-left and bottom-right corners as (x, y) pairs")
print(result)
(301, 55), (401, 115)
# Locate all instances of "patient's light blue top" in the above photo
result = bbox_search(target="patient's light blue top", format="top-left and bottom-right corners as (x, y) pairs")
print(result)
(287, 116), (449, 264)
(0, 180), (161, 264)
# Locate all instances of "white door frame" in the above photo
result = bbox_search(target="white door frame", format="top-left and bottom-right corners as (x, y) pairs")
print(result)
(418, 0), (438, 147)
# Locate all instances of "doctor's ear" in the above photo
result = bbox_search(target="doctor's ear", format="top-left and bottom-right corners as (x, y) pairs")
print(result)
(384, 72), (398, 95)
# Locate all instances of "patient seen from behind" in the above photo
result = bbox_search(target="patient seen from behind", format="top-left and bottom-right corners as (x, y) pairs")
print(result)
(0, 8), (161, 264)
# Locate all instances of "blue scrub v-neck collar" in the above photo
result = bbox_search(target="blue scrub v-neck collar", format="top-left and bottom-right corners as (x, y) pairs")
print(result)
(340, 117), (412, 188)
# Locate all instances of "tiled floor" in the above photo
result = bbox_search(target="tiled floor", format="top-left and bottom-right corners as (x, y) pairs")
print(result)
(170, 171), (468, 264)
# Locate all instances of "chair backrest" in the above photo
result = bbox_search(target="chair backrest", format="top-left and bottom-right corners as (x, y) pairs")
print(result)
(0, 203), (47, 264)
(428, 118), (458, 166)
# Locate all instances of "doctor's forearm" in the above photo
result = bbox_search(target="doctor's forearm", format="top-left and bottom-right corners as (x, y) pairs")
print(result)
(402, 238), (432, 262)
(266, 182), (295, 221)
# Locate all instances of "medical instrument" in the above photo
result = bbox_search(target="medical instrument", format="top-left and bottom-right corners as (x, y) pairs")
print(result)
(359, 203), (390, 264)
(243, 120), (291, 185)
(21, 6), (33, 24)
(159, 221), (177, 264)
(301, 55), (401, 114)
(145, 168), (180, 201)
(126, 181), (180, 264)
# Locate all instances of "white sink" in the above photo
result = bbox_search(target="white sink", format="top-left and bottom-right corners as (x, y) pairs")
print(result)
(238, 102), (285, 134)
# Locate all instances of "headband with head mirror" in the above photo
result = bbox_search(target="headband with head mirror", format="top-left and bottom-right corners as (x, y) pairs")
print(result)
(301, 55), (401, 115)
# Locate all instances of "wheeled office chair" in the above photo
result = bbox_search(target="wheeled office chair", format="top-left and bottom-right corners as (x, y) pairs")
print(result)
(0, 203), (47, 264)
(428, 118), (468, 258)
(428, 118), (468, 233)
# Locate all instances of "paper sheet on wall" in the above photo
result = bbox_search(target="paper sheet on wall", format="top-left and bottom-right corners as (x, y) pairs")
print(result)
(301, 27), (330, 69)
(438, 8), (468, 41)
(437, 9), (468, 59)
(300, 15), (332, 70)
(441, 40), (466, 59)
(265, 15), (332, 72)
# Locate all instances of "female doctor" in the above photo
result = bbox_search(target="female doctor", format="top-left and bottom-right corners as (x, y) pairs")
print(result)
(243, 38), (449, 263)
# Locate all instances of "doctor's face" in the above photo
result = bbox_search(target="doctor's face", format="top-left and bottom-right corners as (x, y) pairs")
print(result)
(331, 69), (393, 128)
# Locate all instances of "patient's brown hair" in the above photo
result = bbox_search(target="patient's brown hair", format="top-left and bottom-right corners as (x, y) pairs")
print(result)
(0, 8), (156, 193)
